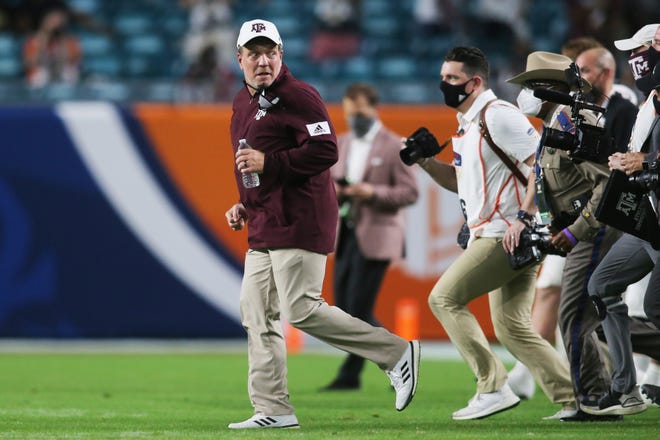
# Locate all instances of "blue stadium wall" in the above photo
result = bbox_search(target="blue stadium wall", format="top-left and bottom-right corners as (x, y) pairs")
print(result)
(0, 103), (244, 338)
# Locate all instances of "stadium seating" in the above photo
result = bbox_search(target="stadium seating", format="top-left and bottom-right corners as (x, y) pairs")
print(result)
(0, 0), (582, 103)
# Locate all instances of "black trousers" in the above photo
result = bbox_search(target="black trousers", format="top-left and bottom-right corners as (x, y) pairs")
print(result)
(331, 220), (389, 383)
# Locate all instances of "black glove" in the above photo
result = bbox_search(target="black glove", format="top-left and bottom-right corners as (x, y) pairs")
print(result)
(400, 127), (442, 166)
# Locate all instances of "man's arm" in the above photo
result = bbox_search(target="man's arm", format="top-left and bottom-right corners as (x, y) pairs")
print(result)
(265, 87), (339, 181)
(519, 154), (537, 213)
(503, 154), (536, 253)
(417, 157), (458, 193)
(562, 160), (611, 241)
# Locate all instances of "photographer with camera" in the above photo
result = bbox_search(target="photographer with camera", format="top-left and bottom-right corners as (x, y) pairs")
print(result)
(407, 46), (575, 421)
(575, 47), (639, 157)
(585, 24), (660, 416)
(506, 51), (625, 421)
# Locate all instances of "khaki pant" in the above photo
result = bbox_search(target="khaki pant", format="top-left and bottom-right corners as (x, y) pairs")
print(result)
(428, 237), (574, 405)
(240, 248), (408, 415)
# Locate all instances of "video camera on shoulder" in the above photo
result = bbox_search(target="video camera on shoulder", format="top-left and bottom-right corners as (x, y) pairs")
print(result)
(534, 63), (613, 163)
(509, 223), (567, 270)
(399, 127), (449, 166)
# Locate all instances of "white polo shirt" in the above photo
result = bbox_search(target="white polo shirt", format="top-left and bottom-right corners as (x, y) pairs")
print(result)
(452, 90), (539, 243)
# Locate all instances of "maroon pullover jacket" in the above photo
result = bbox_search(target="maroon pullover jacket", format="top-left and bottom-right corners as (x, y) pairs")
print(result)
(230, 64), (339, 254)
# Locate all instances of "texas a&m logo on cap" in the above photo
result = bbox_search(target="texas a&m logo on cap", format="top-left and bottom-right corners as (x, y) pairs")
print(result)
(251, 22), (266, 33)
(237, 19), (282, 48)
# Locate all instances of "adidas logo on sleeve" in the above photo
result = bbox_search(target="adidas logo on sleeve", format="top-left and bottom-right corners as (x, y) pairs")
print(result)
(306, 121), (331, 136)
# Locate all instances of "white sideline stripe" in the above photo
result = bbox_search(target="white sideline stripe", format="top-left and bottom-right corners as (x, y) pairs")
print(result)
(0, 339), (515, 362)
(55, 102), (241, 322)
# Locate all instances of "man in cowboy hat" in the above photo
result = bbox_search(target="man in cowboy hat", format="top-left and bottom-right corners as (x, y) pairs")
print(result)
(505, 51), (634, 421)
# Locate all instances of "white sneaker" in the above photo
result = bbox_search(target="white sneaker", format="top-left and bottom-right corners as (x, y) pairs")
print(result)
(452, 384), (520, 420)
(386, 340), (420, 411)
(227, 413), (300, 429)
(506, 361), (536, 400)
(542, 406), (578, 420)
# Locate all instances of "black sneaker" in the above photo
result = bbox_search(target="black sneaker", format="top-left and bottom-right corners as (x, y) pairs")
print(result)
(319, 379), (360, 391)
(641, 384), (660, 408)
(581, 387), (647, 416)
(560, 409), (623, 422)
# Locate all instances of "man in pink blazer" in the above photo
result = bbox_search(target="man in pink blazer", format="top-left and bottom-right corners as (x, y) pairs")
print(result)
(322, 83), (419, 390)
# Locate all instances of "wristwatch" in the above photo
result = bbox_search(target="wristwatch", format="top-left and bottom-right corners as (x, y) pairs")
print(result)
(517, 210), (534, 223)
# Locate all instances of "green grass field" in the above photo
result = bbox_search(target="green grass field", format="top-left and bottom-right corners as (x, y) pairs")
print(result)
(0, 350), (657, 439)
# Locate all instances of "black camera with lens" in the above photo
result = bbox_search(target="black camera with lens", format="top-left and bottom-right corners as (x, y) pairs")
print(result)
(400, 127), (446, 166)
(542, 124), (611, 163)
(509, 224), (567, 270)
(628, 159), (659, 193)
(534, 63), (612, 163)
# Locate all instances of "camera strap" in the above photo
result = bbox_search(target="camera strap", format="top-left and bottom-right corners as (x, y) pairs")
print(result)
(479, 101), (527, 185)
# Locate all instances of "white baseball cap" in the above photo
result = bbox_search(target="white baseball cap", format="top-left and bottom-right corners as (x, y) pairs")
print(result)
(236, 19), (283, 49)
(614, 24), (659, 51)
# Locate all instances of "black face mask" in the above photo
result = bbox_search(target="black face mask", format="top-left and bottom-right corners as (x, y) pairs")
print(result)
(584, 85), (603, 104)
(629, 47), (660, 96)
(439, 78), (474, 108)
(582, 69), (605, 103)
(349, 114), (375, 138)
(258, 88), (280, 110)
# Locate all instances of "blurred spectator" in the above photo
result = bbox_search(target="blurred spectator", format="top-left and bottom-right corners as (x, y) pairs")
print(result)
(180, 0), (236, 69)
(0, 3), (11, 32)
(178, 43), (235, 102)
(468, 0), (532, 102)
(564, 0), (621, 42)
(309, 0), (362, 61)
(469, 0), (531, 54)
(413, 0), (461, 36)
(22, 5), (81, 88)
(10, 0), (91, 35)
(560, 36), (602, 61)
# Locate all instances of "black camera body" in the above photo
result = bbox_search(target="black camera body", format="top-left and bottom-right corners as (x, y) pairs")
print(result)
(628, 160), (659, 193)
(542, 124), (611, 163)
(509, 224), (567, 270)
(400, 127), (445, 166)
(534, 63), (612, 163)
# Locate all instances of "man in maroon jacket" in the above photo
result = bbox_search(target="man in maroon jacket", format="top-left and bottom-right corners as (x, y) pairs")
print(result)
(224, 19), (420, 429)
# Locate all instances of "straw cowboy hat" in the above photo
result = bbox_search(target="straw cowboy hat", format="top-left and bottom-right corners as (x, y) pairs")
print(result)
(507, 51), (591, 91)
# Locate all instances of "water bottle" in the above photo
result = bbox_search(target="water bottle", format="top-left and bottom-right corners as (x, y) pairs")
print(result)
(238, 139), (260, 188)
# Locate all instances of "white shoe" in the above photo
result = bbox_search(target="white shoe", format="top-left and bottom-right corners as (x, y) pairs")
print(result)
(506, 361), (536, 400)
(542, 406), (578, 420)
(452, 384), (520, 420)
(228, 413), (300, 429)
(386, 340), (420, 411)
